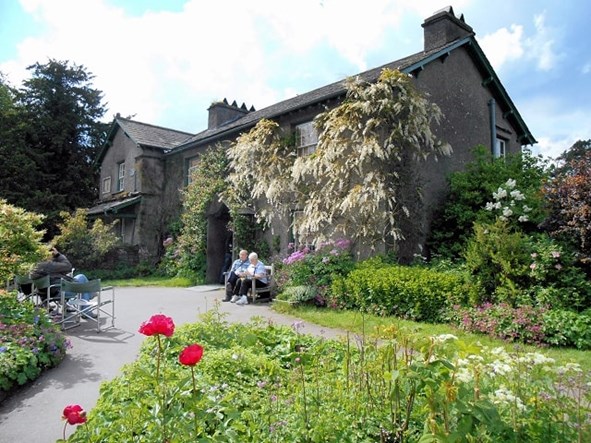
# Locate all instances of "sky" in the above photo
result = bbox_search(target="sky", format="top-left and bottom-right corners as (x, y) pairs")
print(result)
(1, 0), (590, 160)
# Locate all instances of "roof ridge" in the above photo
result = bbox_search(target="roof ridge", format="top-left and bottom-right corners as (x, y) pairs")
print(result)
(117, 117), (194, 136)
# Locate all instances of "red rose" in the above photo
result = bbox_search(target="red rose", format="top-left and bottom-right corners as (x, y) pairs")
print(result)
(139, 314), (175, 337)
(62, 404), (87, 425)
(179, 344), (204, 366)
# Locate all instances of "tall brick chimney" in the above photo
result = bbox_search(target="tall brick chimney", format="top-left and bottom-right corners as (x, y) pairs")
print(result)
(422, 6), (474, 52)
(207, 99), (255, 130)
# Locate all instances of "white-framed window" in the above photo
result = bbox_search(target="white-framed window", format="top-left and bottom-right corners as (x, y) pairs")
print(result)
(186, 156), (199, 185)
(102, 177), (111, 194)
(117, 162), (125, 192)
(495, 138), (506, 158)
(295, 121), (318, 157)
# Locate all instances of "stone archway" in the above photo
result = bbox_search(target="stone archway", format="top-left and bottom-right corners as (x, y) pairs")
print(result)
(205, 200), (231, 284)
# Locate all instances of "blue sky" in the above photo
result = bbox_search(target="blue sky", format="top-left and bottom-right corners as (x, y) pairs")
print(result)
(1, 0), (590, 160)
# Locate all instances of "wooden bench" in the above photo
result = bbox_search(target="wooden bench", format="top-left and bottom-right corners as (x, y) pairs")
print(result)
(249, 264), (275, 304)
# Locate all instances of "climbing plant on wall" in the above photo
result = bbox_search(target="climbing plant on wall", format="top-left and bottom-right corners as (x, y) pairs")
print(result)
(226, 68), (450, 254)
(173, 144), (228, 281)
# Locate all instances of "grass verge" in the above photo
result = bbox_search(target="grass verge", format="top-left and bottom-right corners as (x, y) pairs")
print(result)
(273, 302), (591, 372)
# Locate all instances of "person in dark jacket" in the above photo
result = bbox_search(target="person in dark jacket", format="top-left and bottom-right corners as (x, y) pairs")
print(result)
(30, 246), (73, 283)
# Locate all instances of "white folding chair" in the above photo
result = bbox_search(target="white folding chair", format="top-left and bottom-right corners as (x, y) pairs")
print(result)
(59, 278), (115, 332)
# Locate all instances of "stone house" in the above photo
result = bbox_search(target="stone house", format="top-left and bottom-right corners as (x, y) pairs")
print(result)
(90, 7), (536, 282)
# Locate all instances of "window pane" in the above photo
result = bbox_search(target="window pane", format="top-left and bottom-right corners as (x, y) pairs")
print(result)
(295, 121), (318, 156)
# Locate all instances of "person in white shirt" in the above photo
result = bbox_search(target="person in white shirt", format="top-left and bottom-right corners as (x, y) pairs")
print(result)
(234, 252), (268, 305)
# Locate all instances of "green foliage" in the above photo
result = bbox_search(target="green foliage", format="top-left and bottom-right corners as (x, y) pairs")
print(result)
(68, 308), (591, 442)
(52, 208), (119, 270)
(527, 235), (591, 311)
(542, 308), (591, 350)
(450, 303), (591, 350)
(277, 239), (355, 304)
(173, 145), (228, 281)
(12, 59), (109, 237)
(0, 293), (68, 393)
(450, 303), (547, 345)
(463, 220), (532, 306)
(330, 264), (474, 322)
(275, 285), (317, 304)
(429, 147), (549, 259)
(0, 199), (46, 283)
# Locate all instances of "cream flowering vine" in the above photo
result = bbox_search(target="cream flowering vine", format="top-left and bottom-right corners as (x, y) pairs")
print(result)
(484, 178), (532, 223)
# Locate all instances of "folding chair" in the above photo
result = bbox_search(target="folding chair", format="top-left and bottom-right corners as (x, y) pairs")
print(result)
(59, 278), (115, 332)
(14, 275), (34, 303)
(31, 274), (61, 313)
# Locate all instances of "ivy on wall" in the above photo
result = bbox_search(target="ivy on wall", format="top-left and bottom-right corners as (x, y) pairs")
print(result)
(173, 144), (228, 281)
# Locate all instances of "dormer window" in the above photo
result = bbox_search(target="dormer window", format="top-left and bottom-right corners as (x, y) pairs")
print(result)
(295, 121), (318, 157)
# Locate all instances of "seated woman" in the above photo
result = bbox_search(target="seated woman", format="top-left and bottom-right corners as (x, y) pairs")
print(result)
(234, 252), (268, 305)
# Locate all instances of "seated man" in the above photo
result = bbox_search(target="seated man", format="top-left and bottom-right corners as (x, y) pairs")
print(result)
(27, 246), (93, 313)
(235, 252), (268, 305)
(224, 249), (250, 302)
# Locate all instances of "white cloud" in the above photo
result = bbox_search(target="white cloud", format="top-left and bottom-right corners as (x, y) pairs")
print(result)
(4, 0), (439, 130)
(526, 13), (559, 71)
(478, 11), (561, 72)
(582, 62), (591, 74)
(478, 24), (524, 68)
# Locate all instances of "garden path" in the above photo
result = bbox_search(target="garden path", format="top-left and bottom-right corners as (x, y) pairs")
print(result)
(0, 285), (347, 443)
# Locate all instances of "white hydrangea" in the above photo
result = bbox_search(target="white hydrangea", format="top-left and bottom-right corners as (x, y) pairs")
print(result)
(493, 187), (508, 200)
(505, 179), (517, 189)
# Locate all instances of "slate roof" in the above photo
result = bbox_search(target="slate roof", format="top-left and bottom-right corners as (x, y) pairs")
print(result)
(87, 195), (142, 216)
(171, 35), (535, 154)
(115, 117), (194, 150)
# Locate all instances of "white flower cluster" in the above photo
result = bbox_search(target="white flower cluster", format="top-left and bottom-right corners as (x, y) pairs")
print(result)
(490, 385), (526, 411)
(484, 179), (532, 222)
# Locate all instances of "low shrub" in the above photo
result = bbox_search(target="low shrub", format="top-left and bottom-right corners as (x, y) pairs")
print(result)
(450, 303), (591, 350)
(330, 265), (474, 322)
(0, 293), (69, 395)
(542, 308), (591, 350)
(450, 303), (547, 345)
(276, 239), (355, 303)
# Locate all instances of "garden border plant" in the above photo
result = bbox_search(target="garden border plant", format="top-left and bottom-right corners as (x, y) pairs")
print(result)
(64, 305), (590, 442)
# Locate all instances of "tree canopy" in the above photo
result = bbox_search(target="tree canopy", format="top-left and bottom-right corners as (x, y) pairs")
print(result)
(0, 60), (109, 237)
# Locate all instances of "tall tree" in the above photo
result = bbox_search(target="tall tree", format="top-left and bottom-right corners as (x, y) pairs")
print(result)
(0, 73), (37, 207)
(15, 59), (109, 236)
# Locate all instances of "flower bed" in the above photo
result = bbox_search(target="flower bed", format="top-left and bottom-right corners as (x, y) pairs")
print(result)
(65, 308), (590, 442)
(0, 291), (69, 399)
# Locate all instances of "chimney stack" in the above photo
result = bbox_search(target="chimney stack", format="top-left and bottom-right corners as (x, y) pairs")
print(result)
(422, 6), (474, 52)
(207, 99), (255, 130)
